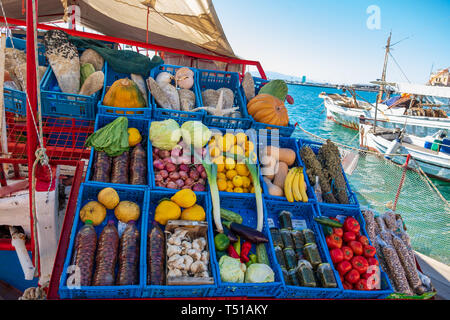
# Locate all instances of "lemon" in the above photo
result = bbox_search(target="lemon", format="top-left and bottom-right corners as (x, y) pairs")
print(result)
(241, 176), (251, 188)
(217, 179), (227, 191)
(217, 172), (227, 180)
(227, 180), (234, 189)
(128, 128), (142, 147)
(242, 187), (249, 193)
(235, 132), (247, 145)
(80, 201), (107, 226)
(231, 145), (244, 157)
(115, 201), (141, 223)
(245, 141), (254, 153)
(226, 169), (237, 180)
(232, 175), (243, 187)
(97, 187), (120, 210)
(225, 157), (236, 170)
(226, 186), (234, 193)
(236, 164), (249, 176)
(234, 187), (244, 193)
(250, 186), (255, 193)
(224, 133), (236, 145)
(209, 146), (221, 158)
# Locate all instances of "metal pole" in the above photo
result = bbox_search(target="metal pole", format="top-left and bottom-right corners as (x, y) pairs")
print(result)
(26, 0), (39, 276)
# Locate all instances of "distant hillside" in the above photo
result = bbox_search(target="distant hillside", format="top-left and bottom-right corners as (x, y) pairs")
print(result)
(250, 70), (306, 82)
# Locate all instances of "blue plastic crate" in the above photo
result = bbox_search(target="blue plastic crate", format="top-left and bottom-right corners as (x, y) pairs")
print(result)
(258, 136), (316, 203)
(209, 194), (284, 298)
(40, 63), (103, 120)
(240, 76), (296, 137)
(141, 190), (217, 297)
(85, 114), (151, 188)
(149, 64), (205, 121)
(263, 200), (343, 299)
(197, 69), (253, 130)
(59, 183), (148, 299)
(4, 37), (47, 115)
(297, 138), (360, 210)
(98, 62), (152, 118)
(316, 205), (394, 299)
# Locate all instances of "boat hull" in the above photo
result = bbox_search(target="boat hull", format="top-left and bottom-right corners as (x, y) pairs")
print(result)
(359, 124), (450, 181)
(324, 97), (450, 137)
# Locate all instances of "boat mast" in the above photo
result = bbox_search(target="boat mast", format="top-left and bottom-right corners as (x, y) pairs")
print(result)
(378, 32), (391, 103)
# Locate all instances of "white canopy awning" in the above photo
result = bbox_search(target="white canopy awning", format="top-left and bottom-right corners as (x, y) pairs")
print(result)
(394, 83), (450, 99)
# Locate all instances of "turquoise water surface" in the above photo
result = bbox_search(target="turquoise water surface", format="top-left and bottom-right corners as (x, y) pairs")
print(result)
(286, 84), (450, 265)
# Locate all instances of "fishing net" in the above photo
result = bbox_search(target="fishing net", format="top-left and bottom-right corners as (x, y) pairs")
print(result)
(294, 127), (450, 266)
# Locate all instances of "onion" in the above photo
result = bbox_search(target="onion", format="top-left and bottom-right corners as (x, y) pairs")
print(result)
(200, 170), (207, 179)
(195, 164), (205, 173)
(180, 155), (191, 165)
(175, 179), (185, 188)
(189, 169), (200, 181)
(166, 163), (176, 172)
(169, 171), (180, 180)
(184, 178), (194, 187)
(179, 164), (189, 172)
(198, 178), (206, 185)
(153, 147), (160, 156)
(159, 149), (171, 159)
(182, 185), (191, 189)
(155, 174), (163, 182)
(166, 181), (178, 189)
(179, 170), (188, 180)
(192, 183), (206, 192)
(160, 170), (169, 179)
(163, 157), (174, 165)
(171, 146), (182, 158)
(153, 159), (165, 170)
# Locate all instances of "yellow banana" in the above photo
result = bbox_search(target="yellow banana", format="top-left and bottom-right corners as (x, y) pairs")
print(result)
(284, 167), (296, 202)
(298, 167), (308, 202)
(292, 168), (303, 202)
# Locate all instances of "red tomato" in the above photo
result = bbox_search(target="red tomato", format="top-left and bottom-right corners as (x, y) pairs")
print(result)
(351, 256), (369, 274)
(363, 245), (377, 258)
(326, 234), (343, 249)
(341, 246), (354, 261)
(355, 278), (369, 290)
(345, 269), (360, 284)
(333, 227), (343, 237)
(358, 235), (370, 246)
(349, 240), (363, 256)
(343, 231), (357, 243)
(343, 281), (353, 290)
(336, 260), (352, 276)
(330, 248), (344, 264)
(343, 217), (360, 233)
(368, 257), (379, 266)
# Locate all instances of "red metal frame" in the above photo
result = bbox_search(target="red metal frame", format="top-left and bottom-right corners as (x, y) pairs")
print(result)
(0, 17), (267, 80)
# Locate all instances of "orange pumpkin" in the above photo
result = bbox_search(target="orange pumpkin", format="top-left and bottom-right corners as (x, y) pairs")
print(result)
(103, 78), (146, 114)
(247, 93), (289, 127)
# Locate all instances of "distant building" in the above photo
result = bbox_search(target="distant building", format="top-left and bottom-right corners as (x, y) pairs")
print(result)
(301, 76), (306, 83)
(429, 68), (449, 86)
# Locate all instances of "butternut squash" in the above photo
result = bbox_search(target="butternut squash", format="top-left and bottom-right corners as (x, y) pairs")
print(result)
(263, 177), (284, 197)
(261, 155), (278, 180)
(263, 146), (296, 166)
(273, 161), (288, 189)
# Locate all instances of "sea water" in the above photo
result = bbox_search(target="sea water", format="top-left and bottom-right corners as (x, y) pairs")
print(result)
(286, 84), (450, 265)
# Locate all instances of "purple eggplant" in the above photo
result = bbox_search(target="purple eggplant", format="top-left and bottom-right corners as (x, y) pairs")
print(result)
(222, 220), (268, 244)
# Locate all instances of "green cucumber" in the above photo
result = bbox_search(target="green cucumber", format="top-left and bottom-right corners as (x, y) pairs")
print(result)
(220, 208), (243, 224)
(256, 243), (270, 266)
(314, 216), (343, 228)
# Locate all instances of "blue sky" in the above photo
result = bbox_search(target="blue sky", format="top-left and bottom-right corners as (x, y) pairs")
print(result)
(213, 0), (450, 84)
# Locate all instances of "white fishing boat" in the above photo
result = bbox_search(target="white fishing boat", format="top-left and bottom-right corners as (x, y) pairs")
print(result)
(320, 32), (450, 137)
(359, 119), (450, 182)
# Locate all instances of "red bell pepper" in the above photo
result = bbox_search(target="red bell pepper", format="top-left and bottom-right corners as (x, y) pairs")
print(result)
(349, 240), (363, 256)
(343, 217), (360, 233)
(336, 260), (352, 276)
(333, 227), (343, 237)
(363, 245), (376, 258)
(341, 246), (354, 261)
(358, 235), (370, 246)
(227, 244), (240, 259)
(343, 231), (357, 243)
(330, 248), (344, 264)
(345, 269), (360, 284)
(326, 234), (343, 249)
(367, 257), (379, 266)
(351, 256), (369, 274)
(240, 241), (252, 263)
(355, 278), (369, 290)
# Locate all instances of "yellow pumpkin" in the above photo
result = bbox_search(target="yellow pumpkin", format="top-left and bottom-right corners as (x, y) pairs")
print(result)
(103, 78), (146, 112)
(80, 201), (107, 226)
(247, 93), (289, 127)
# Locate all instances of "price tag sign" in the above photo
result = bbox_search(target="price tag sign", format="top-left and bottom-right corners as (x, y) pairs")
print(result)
(267, 218), (276, 228)
(292, 219), (307, 230)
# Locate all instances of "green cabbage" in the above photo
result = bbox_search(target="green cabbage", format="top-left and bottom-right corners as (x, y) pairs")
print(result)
(180, 121), (211, 148)
(219, 256), (246, 283)
(244, 263), (275, 283)
(149, 119), (181, 150)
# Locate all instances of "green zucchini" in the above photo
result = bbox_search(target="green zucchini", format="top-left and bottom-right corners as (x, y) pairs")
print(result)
(314, 216), (343, 228)
(220, 208), (243, 224)
(256, 243), (270, 266)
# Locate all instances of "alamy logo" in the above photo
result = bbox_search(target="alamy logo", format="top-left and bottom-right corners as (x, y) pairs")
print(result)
(66, 265), (81, 289)
(366, 5), (381, 30)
